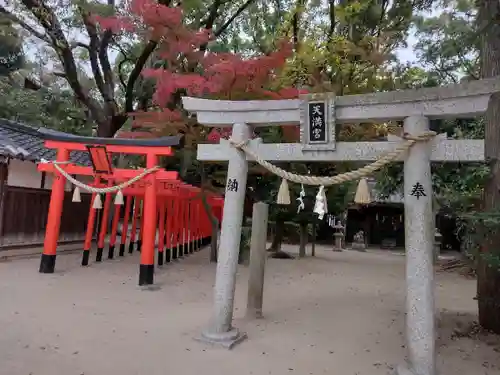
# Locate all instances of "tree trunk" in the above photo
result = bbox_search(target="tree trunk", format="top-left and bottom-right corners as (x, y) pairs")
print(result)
(477, 0), (500, 333)
(299, 223), (308, 258)
(179, 149), (193, 180)
(96, 114), (128, 138)
(268, 218), (284, 252)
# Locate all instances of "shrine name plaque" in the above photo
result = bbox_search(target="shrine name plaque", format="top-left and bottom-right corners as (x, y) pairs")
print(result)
(300, 93), (336, 151)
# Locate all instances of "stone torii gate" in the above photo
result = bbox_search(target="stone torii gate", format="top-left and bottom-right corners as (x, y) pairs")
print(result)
(182, 78), (499, 375)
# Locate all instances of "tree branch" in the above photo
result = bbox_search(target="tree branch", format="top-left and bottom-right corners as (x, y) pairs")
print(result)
(213, 0), (255, 38)
(117, 57), (130, 90)
(21, 0), (105, 125)
(204, 0), (223, 30)
(110, 39), (132, 60)
(125, 41), (157, 112)
(124, 0), (173, 112)
(78, 3), (113, 106)
(98, 0), (115, 102)
(70, 41), (89, 50)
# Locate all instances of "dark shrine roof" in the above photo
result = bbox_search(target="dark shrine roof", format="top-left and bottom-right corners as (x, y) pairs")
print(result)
(0, 119), (91, 165)
(0, 119), (182, 165)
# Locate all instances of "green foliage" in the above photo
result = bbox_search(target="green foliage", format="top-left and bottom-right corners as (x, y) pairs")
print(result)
(0, 16), (24, 76)
(414, 0), (479, 81)
(0, 78), (90, 135)
(459, 210), (500, 270)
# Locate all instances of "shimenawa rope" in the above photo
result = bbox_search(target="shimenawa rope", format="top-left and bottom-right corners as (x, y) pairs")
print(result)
(228, 131), (436, 216)
(50, 162), (160, 193)
(229, 131), (436, 186)
(39, 159), (160, 208)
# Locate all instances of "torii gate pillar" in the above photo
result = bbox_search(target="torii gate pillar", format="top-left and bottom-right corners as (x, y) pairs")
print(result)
(402, 115), (435, 375)
(196, 122), (251, 347)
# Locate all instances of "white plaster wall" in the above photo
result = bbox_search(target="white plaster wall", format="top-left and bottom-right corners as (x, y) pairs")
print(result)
(7, 159), (44, 189)
(7, 159), (91, 191)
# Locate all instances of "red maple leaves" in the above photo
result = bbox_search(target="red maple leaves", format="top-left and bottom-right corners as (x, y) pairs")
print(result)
(93, 0), (306, 141)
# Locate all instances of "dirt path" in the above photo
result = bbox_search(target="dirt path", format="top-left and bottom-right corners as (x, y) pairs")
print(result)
(0, 245), (498, 375)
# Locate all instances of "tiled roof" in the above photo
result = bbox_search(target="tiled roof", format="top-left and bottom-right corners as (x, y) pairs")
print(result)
(0, 119), (91, 165)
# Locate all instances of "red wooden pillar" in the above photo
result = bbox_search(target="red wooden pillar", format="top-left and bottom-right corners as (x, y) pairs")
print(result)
(188, 198), (194, 254)
(199, 200), (205, 248)
(157, 199), (166, 266)
(195, 199), (201, 251)
(165, 197), (172, 263)
(199, 200), (204, 248)
(172, 196), (179, 260)
(39, 148), (69, 273)
(120, 196), (132, 256)
(179, 195), (186, 257)
(183, 196), (189, 255)
(202, 202), (208, 246)
(138, 153), (158, 286)
(184, 195), (190, 255)
(138, 202), (145, 252)
(108, 203), (121, 259)
(191, 199), (196, 252)
(82, 192), (97, 266)
(96, 191), (112, 262)
(200, 201), (206, 247)
(129, 197), (140, 253)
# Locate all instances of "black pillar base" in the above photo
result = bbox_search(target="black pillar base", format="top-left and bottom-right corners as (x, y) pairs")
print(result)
(189, 243), (194, 254)
(96, 248), (103, 262)
(158, 251), (164, 266)
(119, 244), (125, 257)
(178, 246), (184, 258)
(172, 247), (178, 260)
(184, 245), (189, 256)
(138, 264), (154, 286)
(128, 242), (134, 253)
(137, 240), (142, 252)
(39, 254), (56, 273)
(165, 248), (171, 263)
(82, 250), (90, 266)
(108, 245), (115, 259)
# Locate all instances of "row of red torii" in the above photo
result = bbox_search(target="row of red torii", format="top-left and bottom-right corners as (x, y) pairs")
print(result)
(36, 132), (223, 286)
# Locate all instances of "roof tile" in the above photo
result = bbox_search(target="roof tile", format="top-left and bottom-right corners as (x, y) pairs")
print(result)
(0, 119), (91, 165)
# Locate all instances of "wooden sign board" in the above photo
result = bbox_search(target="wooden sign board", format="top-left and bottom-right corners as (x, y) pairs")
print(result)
(300, 93), (336, 151)
(86, 145), (113, 174)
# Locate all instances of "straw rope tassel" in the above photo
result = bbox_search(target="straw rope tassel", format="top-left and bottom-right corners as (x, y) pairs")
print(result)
(277, 178), (291, 205)
(114, 190), (124, 205)
(93, 194), (103, 209)
(72, 186), (81, 202)
(354, 178), (372, 204)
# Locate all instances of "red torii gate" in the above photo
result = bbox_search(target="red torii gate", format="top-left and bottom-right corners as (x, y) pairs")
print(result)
(36, 132), (223, 285)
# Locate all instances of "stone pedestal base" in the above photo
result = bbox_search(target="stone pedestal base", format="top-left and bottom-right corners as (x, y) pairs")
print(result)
(351, 242), (366, 252)
(333, 233), (344, 252)
(194, 328), (248, 349)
